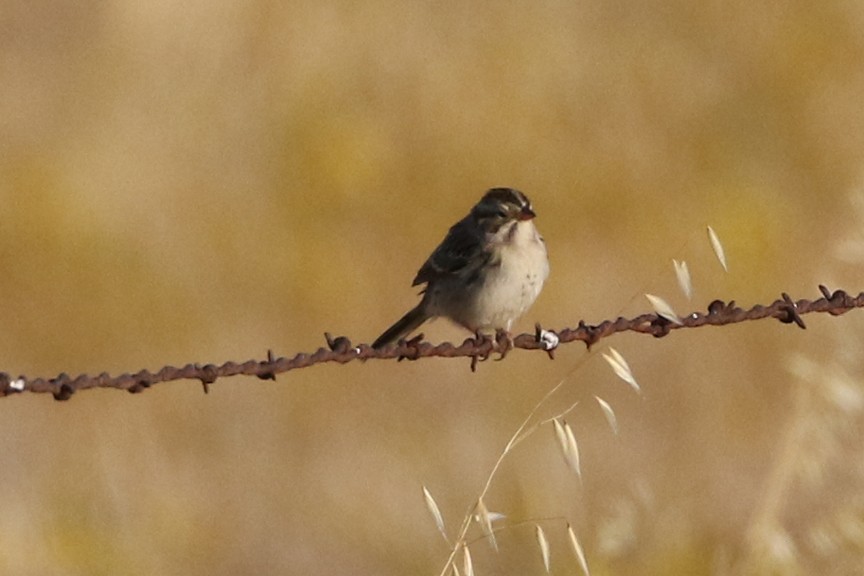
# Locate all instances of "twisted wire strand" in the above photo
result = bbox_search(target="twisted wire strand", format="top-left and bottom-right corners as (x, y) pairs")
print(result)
(3, 286), (861, 401)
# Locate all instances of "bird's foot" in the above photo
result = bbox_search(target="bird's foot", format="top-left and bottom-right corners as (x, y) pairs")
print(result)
(494, 329), (514, 360)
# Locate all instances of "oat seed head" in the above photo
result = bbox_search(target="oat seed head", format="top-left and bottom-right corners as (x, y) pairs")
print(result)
(673, 259), (693, 300)
(422, 485), (448, 543)
(602, 348), (641, 394)
(568, 524), (591, 576)
(475, 497), (498, 551)
(553, 419), (568, 455)
(462, 545), (475, 576)
(594, 396), (619, 435)
(535, 525), (551, 573)
(552, 419), (582, 478)
(564, 422), (582, 479)
(645, 293), (683, 325)
(707, 225), (728, 272)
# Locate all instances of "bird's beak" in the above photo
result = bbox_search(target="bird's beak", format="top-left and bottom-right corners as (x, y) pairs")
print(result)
(518, 205), (536, 221)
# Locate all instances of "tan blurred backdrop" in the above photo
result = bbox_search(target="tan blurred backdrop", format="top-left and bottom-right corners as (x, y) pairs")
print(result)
(2, 1), (864, 574)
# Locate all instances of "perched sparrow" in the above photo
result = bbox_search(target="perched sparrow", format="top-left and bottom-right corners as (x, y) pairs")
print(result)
(372, 187), (549, 349)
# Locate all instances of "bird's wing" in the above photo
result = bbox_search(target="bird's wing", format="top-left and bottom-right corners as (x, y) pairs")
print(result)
(412, 216), (490, 287)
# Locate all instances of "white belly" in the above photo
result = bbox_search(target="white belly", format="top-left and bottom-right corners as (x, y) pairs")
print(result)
(434, 220), (549, 331)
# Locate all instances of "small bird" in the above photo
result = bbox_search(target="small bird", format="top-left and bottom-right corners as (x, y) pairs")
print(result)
(372, 187), (549, 349)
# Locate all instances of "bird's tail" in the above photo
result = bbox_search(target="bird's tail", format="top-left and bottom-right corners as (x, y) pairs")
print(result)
(372, 305), (429, 349)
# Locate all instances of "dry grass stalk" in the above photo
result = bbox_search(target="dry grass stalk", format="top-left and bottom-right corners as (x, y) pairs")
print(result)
(437, 355), (597, 576)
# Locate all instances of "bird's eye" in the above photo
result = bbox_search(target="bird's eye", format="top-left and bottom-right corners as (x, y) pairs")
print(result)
(497, 206), (509, 218)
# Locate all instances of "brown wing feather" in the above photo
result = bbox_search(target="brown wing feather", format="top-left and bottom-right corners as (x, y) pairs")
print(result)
(412, 215), (490, 286)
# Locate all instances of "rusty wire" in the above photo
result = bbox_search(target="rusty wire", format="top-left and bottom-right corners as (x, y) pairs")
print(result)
(2, 285), (862, 401)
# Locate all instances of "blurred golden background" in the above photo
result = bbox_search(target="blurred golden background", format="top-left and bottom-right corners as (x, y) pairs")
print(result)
(2, 1), (864, 574)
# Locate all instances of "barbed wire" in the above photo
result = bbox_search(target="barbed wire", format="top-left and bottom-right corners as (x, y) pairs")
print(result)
(2, 285), (862, 401)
